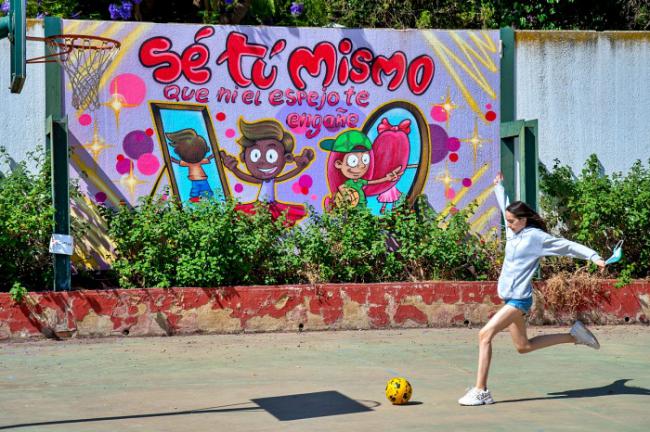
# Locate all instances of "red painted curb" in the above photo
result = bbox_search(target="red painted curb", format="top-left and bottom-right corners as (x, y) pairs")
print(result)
(0, 281), (648, 340)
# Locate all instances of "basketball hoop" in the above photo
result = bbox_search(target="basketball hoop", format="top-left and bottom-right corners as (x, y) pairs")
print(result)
(27, 34), (120, 111)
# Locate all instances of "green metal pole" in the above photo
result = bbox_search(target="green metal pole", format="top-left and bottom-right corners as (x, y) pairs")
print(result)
(500, 27), (515, 123)
(524, 120), (539, 211)
(0, 17), (8, 39)
(45, 17), (64, 120)
(44, 17), (70, 291)
(49, 117), (71, 291)
(500, 27), (516, 199)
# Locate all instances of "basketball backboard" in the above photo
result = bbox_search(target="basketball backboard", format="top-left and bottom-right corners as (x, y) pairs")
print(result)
(0, 0), (26, 93)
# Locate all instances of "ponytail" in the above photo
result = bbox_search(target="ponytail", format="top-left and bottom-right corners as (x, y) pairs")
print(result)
(506, 201), (548, 232)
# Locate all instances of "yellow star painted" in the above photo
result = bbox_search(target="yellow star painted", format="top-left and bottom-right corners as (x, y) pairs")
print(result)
(102, 80), (137, 129)
(461, 118), (492, 165)
(435, 164), (461, 192)
(432, 87), (460, 128)
(82, 122), (113, 161)
(115, 164), (146, 201)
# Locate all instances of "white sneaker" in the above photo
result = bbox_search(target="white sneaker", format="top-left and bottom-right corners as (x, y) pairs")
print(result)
(458, 387), (495, 406)
(570, 320), (600, 349)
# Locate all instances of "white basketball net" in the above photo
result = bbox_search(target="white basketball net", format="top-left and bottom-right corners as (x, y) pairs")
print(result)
(47, 36), (120, 111)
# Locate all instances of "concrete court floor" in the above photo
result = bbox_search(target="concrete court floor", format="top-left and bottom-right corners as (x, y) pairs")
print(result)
(1, 325), (649, 432)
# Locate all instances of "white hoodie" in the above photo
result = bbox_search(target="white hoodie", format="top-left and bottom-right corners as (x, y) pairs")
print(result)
(494, 183), (602, 299)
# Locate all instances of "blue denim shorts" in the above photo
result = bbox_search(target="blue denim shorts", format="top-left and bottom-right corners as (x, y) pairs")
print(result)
(503, 297), (533, 314)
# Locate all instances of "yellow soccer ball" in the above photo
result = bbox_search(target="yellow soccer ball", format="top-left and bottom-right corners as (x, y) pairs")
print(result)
(385, 377), (413, 405)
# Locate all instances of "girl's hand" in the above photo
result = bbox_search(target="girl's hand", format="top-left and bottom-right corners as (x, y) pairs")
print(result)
(594, 259), (606, 270)
(493, 172), (504, 186)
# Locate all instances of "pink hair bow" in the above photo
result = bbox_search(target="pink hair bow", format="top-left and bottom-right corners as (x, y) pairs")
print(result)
(377, 118), (411, 134)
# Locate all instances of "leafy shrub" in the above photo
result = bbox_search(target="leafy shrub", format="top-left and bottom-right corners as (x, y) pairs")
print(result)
(14, 0), (648, 30)
(539, 154), (650, 281)
(287, 205), (397, 283)
(9, 281), (28, 303)
(0, 148), (54, 291)
(25, 0), (80, 18)
(101, 195), (501, 288)
(0, 147), (89, 292)
(381, 198), (500, 282)
(101, 196), (302, 287)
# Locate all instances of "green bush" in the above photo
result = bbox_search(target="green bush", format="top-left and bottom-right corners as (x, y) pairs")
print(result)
(377, 198), (500, 282)
(287, 205), (398, 283)
(0, 148), (54, 292)
(101, 195), (500, 288)
(26, 0), (80, 18)
(8, 146), (648, 291)
(540, 154), (650, 280)
(101, 196), (303, 287)
(9, 281), (28, 303)
(16, 0), (648, 30)
(0, 148), (89, 292)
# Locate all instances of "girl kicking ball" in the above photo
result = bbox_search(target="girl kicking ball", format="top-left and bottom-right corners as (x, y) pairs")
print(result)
(458, 173), (606, 406)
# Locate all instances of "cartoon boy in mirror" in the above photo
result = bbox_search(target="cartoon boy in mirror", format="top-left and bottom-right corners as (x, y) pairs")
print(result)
(166, 128), (215, 201)
(220, 118), (314, 222)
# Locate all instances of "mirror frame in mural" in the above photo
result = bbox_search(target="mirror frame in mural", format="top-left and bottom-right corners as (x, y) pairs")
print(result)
(149, 101), (231, 203)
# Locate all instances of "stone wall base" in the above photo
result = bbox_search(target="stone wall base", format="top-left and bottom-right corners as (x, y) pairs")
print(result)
(1, 281), (648, 340)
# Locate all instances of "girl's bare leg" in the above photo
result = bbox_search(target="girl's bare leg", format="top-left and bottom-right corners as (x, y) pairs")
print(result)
(508, 313), (575, 354)
(476, 306), (522, 390)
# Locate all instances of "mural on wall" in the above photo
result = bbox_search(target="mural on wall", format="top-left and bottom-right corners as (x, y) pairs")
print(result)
(62, 20), (501, 268)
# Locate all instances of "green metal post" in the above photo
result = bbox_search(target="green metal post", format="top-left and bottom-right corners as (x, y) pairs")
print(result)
(500, 120), (523, 204)
(45, 17), (64, 119)
(499, 27), (515, 123)
(524, 120), (539, 211)
(48, 117), (71, 291)
(0, 17), (8, 38)
(499, 29), (539, 211)
(500, 120), (539, 209)
(517, 121), (527, 203)
(3, 0), (27, 92)
(500, 27), (516, 197)
(44, 17), (70, 291)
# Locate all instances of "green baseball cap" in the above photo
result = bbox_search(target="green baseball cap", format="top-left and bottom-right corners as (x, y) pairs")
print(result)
(319, 130), (372, 153)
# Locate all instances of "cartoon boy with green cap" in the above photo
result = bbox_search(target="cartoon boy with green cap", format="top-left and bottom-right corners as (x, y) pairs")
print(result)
(320, 129), (403, 208)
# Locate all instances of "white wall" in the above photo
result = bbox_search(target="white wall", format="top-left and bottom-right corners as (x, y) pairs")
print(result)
(0, 20), (45, 174)
(515, 31), (650, 175)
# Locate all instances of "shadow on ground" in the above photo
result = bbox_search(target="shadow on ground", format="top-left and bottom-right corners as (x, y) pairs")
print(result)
(498, 379), (650, 404)
(0, 391), (380, 430)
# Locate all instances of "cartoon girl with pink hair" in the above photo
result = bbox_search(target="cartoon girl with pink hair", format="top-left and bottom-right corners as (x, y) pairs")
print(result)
(365, 118), (412, 213)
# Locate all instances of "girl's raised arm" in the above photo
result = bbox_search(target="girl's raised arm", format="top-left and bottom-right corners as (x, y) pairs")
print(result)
(493, 173), (513, 238)
(539, 232), (605, 267)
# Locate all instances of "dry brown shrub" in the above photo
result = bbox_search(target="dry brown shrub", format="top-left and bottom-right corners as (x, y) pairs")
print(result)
(534, 267), (610, 324)
(299, 263), (326, 285)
